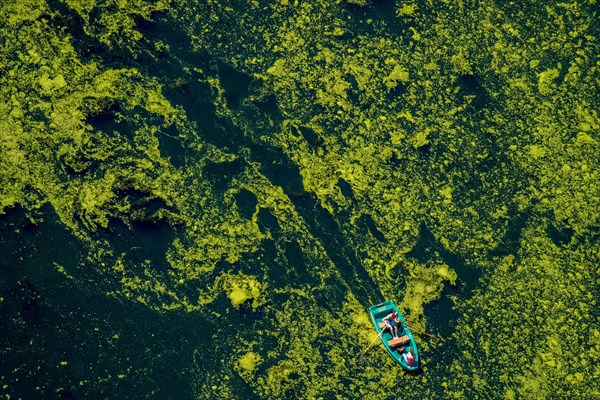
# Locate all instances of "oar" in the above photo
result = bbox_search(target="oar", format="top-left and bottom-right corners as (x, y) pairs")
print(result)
(356, 327), (387, 360)
(402, 321), (439, 341)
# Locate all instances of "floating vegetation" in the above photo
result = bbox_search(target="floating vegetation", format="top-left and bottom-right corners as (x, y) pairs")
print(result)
(1, 0), (598, 398)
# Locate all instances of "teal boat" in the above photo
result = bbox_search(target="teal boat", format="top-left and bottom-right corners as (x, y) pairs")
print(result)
(368, 300), (419, 370)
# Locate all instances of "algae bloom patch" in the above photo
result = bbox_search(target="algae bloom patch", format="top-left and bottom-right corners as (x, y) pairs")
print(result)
(223, 273), (267, 309)
(237, 351), (262, 373)
(1, 0), (599, 398)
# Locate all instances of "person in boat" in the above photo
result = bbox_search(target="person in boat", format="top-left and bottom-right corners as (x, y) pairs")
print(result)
(382, 312), (401, 339)
(402, 348), (416, 365)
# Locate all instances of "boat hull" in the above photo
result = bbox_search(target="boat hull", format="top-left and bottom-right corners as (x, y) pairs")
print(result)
(368, 300), (419, 370)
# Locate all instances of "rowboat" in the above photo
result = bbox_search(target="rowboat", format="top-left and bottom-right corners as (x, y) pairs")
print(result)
(368, 300), (419, 370)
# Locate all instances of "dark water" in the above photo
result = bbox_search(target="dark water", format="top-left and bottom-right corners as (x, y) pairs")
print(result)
(0, 12), (474, 400)
(0, 205), (212, 399)
(4, 1), (598, 398)
(1, 13), (482, 400)
(0, 173), (464, 399)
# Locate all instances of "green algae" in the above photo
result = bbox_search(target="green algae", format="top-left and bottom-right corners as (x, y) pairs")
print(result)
(178, 0), (598, 397)
(401, 260), (457, 322)
(236, 350), (262, 376)
(222, 272), (267, 309)
(2, 0), (600, 398)
(446, 224), (600, 398)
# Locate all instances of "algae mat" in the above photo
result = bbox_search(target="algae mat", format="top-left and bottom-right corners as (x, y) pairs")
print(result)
(1, 0), (599, 399)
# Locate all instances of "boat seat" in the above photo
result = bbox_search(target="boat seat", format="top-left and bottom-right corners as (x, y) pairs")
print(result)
(378, 321), (402, 329)
(387, 335), (410, 347)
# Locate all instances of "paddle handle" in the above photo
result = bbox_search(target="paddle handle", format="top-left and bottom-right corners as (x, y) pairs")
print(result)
(357, 326), (386, 359)
(403, 321), (439, 341)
